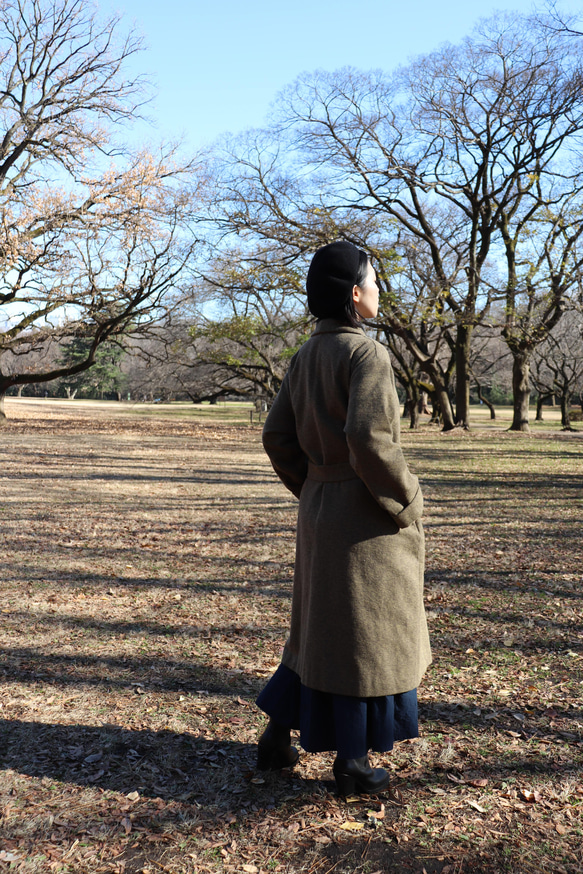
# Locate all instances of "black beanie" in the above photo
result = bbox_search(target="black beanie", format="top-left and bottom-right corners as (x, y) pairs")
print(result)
(306, 241), (364, 318)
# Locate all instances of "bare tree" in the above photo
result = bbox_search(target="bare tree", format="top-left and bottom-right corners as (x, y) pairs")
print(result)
(215, 12), (583, 430)
(122, 326), (229, 404)
(0, 0), (203, 418)
(188, 248), (312, 400)
(372, 234), (458, 430)
(210, 133), (459, 426)
(469, 322), (513, 420)
(495, 155), (583, 430)
(544, 2), (583, 37)
(530, 313), (583, 429)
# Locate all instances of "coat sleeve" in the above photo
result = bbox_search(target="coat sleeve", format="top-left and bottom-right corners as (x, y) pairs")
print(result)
(262, 372), (307, 499)
(344, 341), (423, 528)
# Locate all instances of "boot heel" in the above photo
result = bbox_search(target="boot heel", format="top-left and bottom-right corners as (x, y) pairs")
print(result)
(334, 772), (357, 796)
(256, 745), (275, 770)
(257, 743), (300, 771)
(333, 756), (391, 796)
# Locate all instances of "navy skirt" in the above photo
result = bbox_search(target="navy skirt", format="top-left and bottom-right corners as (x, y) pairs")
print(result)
(256, 663), (418, 759)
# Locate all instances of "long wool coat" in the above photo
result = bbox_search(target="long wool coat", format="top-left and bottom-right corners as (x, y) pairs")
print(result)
(262, 319), (432, 698)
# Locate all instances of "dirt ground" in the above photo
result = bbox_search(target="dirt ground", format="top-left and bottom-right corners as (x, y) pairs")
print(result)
(0, 398), (582, 873)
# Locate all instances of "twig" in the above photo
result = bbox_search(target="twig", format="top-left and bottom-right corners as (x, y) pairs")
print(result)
(360, 833), (373, 861)
(322, 862), (342, 874)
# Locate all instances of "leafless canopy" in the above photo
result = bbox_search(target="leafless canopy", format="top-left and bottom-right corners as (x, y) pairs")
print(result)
(208, 10), (583, 429)
(0, 0), (203, 416)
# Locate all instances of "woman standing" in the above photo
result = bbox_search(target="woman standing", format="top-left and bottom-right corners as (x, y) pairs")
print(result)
(256, 241), (431, 797)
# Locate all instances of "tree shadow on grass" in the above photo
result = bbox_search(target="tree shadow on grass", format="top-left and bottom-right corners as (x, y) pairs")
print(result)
(0, 716), (569, 874)
(426, 569), (583, 601)
(0, 718), (278, 809)
(0, 560), (294, 597)
(0, 645), (265, 695)
(2, 610), (288, 640)
(294, 838), (503, 874)
(419, 700), (583, 761)
(0, 720), (492, 874)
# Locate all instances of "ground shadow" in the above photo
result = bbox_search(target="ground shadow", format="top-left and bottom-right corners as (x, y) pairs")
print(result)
(0, 718), (300, 810)
(1, 717), (564, 874)
(419, 700), (583, 761)
(0, 645), (264, 695)
(295, 837), (506, 874)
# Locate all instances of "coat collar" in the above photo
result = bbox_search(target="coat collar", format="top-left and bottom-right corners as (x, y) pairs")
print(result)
(312, 318), (365, 336)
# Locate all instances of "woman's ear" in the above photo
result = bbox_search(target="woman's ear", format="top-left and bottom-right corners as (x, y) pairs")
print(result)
(352, 284), (361, 304)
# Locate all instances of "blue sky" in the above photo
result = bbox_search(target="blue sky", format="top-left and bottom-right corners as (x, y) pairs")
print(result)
(101, 0), (581, 149)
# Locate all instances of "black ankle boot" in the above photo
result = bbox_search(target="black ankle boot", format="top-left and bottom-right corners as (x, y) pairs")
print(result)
(256, 719), (299, 771)
(333, 755), (391, 796)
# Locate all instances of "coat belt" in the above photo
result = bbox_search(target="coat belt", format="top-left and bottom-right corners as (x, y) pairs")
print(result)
(306, 461), (359, 482)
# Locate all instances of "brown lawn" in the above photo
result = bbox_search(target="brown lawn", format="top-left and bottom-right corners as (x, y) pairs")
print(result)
(0, 398), (581, 873)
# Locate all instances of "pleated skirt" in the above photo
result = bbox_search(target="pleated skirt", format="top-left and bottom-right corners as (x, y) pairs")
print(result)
(256, 663), (418, 759)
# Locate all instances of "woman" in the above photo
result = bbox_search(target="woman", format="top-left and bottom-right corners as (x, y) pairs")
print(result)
(256, 241), (431, 797)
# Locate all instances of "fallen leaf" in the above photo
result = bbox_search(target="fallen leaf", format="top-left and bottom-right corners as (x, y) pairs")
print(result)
(519, 788), (542, 803)
(556, 823), (567, 835)
(126, 791), (140, 802)
(340, 821), (365, 831)
(467, 800), (487, 813)
(447, 773), (466, 784)
(242, 866), (258, 874)
(86, 769), (105, 783)
(84, 752), (103, 764)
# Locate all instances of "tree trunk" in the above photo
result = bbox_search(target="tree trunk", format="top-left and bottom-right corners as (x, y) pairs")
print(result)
(473, 379), (496, 419)
(405, 380), (421, 429)
(437, 388), (456, 431)
(510, 351), (531, 432)
(535, 394), (544, 421)
(418, 391), (431, 415)
(0, 391), (5, 420)
(455, 324), (473, 429)
(560, 393), (573, 430)
(428, 391), (441, 425)
(408, 398), (420, 429)
(419, 365), (456, 431)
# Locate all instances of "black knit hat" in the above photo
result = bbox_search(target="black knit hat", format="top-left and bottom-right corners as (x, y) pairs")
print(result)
(306, 241), (365, 318)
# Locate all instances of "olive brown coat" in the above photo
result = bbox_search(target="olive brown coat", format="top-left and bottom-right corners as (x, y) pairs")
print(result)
(262, 319), (432, 698)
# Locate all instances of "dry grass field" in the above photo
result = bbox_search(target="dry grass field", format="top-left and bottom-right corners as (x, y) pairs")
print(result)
(0, 398), (582, 873)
